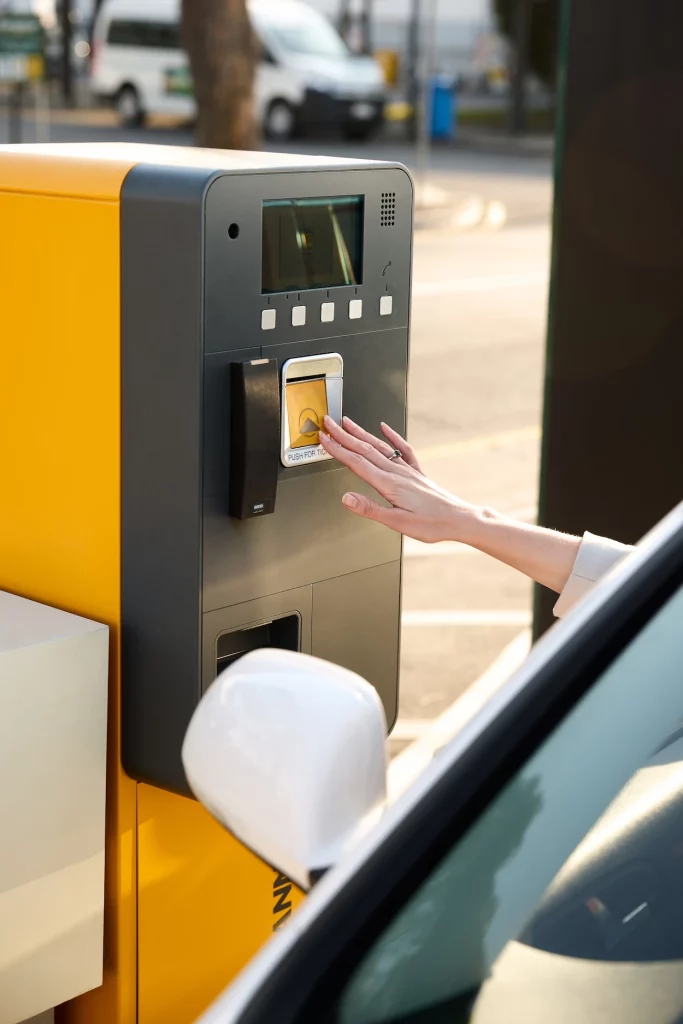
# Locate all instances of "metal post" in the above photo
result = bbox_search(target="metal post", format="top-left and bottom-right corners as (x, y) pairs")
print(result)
(91, 0), (106, 42)
(509, 0), (531, 135)
(338, 0), (352, 43)
(59, 0), (73, 106)
(405, 0), (420, 141)
(415, 0), (437, 193)
(34, 79), (50, 143)
(8, 80), (23, 143)
(360, 0), (373, 55)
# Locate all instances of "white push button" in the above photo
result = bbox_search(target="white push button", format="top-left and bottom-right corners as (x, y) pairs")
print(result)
(349, 299), (363, 319)
(380, 295), (393, 316)
(321, 302), (335, 323)
(261, 308), (276, 331)
(292, 305), (306, 327)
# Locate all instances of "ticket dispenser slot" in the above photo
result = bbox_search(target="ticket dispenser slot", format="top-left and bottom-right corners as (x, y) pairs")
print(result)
(216, 613), (300, 674)
(281, 353), (343, 467)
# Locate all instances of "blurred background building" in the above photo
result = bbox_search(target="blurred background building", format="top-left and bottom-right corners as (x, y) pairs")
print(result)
(8, 0), (515, 99)
(314, 0), (507, 93)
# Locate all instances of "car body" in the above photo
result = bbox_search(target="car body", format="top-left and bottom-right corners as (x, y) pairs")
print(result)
(184, 500), (683, 1023)
(90, 0), (386, 139)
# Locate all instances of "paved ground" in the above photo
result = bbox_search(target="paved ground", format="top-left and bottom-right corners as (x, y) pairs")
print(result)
(1, 108), (554, 751)
(399, 206), (550, 748)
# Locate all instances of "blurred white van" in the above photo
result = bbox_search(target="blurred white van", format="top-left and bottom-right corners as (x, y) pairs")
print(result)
(91, 0), (386, 140)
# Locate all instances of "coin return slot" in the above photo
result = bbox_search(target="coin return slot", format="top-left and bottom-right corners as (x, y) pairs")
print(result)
(215, 614), (300, 676)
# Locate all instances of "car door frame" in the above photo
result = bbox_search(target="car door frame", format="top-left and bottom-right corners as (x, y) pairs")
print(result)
(203, 503), (683, 1024)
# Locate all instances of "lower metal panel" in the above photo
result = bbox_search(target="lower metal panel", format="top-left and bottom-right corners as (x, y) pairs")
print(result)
(312, 561), (401, 730)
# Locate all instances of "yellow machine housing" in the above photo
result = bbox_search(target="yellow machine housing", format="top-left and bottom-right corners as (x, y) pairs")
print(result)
(0, 139), (413, 1022)
(0, 143), (304, 1024)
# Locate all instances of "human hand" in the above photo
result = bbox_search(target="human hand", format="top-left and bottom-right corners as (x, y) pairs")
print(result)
(318, 416), (483, 545)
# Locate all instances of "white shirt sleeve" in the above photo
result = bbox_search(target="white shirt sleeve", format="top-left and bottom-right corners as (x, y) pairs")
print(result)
(554, 531), (634, 618)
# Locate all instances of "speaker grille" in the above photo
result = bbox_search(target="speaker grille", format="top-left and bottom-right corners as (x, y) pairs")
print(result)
(381, 192), (396, 227)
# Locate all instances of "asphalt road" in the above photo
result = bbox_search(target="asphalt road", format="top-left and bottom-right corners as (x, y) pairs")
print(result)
(2, 108), (554, 751)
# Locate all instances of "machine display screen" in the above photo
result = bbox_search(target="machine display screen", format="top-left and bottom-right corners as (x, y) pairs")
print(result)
(285, 377), (328, 448)
(262, 195), (364, 294)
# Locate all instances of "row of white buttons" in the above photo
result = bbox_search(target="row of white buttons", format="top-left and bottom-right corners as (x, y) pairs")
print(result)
(261, 295), (393, 331)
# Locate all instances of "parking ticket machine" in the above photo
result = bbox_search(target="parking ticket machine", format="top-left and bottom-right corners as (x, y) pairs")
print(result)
(0, 143), (412, 1023)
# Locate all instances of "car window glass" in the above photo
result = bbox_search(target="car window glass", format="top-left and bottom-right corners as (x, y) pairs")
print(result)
(258, 13), (349, 59)
(107, 20), (180, 49)
(332, 583), (683, 1023)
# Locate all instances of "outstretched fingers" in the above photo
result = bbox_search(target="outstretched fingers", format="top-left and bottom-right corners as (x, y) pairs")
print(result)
(339, 415), (409, 465)
(321, 417), (412, 475)
(318, 430), (397, 496)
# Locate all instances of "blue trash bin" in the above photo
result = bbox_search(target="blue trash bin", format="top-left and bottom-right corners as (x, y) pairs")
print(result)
(430, 75), (457, 141)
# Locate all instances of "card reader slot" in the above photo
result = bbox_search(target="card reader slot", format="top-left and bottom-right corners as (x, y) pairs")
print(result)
(230, 358), (280, 519)
(286, 373), (326, 383)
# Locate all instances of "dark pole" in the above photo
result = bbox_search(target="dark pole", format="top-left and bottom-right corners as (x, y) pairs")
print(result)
(91, 0), (106, 42)
(59, 0), (73, 106)
(360, 0), (373, 54)
(405, 0), (420, 140)
(535, 0), (683, 635)
(338, 0), (352, 43)
(509, 0), (531, 134)
(8, 81), (24, 144)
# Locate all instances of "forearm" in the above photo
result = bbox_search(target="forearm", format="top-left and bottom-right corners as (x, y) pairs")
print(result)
(460, 507), (582, 594)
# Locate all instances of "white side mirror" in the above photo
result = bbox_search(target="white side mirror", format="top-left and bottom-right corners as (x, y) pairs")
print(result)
(182, 648), (387, 890)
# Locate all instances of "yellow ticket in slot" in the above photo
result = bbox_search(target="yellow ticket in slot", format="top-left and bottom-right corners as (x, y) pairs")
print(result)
(286, 378), (328, 448)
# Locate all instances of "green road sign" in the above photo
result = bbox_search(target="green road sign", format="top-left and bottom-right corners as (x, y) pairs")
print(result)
(0, 13), (43, 54)
(164, 66), (193, 97)
(0, 13), (44, 82)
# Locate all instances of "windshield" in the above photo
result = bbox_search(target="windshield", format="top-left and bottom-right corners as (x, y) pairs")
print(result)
(335, 579), (683, 1023)
(260, 10), (350, 59)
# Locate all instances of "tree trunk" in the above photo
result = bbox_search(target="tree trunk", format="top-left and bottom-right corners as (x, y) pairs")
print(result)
(181, 0), (258, 150)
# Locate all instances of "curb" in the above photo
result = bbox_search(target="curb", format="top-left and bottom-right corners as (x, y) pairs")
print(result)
(453, 129), (554, 159)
